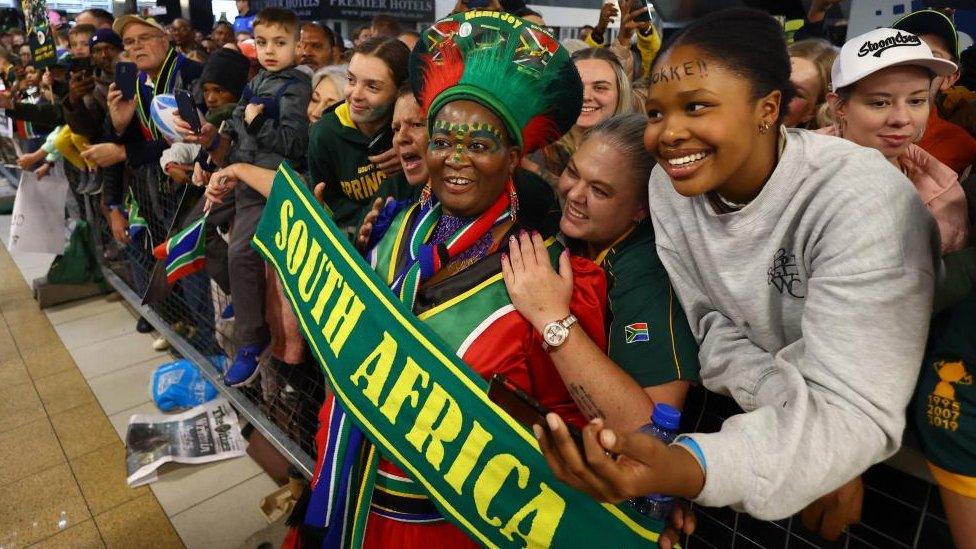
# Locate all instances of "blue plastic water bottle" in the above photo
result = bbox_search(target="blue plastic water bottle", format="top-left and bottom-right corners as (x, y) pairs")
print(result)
(633, 404), (681, 520)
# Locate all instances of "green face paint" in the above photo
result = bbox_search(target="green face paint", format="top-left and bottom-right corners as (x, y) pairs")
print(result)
(430, 119), (504, 158)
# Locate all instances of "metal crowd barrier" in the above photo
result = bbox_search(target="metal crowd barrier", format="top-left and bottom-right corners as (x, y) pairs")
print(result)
(59, 162), (950, 549)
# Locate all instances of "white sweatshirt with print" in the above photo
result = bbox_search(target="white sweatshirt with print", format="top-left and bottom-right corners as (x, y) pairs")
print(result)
(648, 128), (940, 519)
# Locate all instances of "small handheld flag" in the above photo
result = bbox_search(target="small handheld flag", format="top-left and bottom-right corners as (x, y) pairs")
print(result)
(152, 215), (206, 285)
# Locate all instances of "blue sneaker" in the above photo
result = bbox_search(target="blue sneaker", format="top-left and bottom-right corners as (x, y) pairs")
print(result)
(224, 343), (266, 387)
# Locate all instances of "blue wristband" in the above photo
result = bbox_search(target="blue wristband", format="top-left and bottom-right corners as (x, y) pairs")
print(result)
(672, 435), (707, 475)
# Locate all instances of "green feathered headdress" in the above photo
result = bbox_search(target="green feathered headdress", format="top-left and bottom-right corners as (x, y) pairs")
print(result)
(409, 11), (583, 154)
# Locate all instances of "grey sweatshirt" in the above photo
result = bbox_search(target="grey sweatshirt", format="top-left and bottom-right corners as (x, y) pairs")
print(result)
(647, 129), (940, 519)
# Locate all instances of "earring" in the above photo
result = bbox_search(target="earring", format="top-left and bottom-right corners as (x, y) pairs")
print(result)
(758, 121), (772, 134)
(509, 185), (519, 223)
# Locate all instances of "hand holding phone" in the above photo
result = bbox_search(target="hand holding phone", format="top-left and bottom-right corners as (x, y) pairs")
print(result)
(631, 0), (653, 23)
(487, 374), (586, 453)
(114, 61), (138, 101)
(175, 90), (201, 133)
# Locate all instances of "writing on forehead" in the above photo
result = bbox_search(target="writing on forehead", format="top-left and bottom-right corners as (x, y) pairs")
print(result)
(432, 120), (502, 142)
(650, 58), (708, 85)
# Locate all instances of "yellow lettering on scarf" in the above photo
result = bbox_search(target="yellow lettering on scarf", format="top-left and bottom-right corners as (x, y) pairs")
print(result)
(297, 238), (328, 302)
(274, 199), (294, 251)
(351, 331), (398, 406)
(473, 454), (527, 527)
(379, 357), (430, 423)
(405, 382), (463, 470)
(322, 282), (365, 356)
(499, 483), (565, 546)
(309, 263), (341, 323)
(443, 420), (493, 494)
(285, 220), (309, 275)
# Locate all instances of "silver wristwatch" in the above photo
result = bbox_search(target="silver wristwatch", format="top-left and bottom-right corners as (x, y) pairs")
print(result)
(542, 314), (578, 349)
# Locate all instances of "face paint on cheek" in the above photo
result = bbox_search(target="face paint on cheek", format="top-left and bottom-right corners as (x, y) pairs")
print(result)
(363, 101), (392, 122)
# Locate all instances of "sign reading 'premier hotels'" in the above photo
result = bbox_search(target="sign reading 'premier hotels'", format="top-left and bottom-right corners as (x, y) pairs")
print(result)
(252, 0), (434, 22)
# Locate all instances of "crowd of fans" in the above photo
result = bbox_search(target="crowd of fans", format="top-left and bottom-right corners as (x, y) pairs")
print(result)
(3, 1), (976, 547)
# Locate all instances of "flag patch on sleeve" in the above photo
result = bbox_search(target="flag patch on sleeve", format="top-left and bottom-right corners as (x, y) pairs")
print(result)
(624, 322), (649, 344)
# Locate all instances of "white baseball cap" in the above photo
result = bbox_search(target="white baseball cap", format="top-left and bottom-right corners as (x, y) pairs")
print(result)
(831, 27), (957, 90)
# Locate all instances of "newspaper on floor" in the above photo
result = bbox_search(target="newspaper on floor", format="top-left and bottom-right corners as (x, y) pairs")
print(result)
(125, 398), (246, 487)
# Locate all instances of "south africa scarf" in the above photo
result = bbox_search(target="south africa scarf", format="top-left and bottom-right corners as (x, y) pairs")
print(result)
(306, 184), (513, 547)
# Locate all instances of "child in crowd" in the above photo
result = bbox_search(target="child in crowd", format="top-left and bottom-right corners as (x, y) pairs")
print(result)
(68, 23), (95, 59)
(180, 7), (311, 387)
(160, 47), (249, 184)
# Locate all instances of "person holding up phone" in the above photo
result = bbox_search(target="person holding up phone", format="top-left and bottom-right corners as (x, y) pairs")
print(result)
(91, 14), (206, 344)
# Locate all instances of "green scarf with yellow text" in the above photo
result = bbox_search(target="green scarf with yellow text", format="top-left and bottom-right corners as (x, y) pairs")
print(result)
(251, 162), (664, 547)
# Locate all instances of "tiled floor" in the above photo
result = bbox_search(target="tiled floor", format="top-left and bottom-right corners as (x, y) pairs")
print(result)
(1, 214), (287, 548)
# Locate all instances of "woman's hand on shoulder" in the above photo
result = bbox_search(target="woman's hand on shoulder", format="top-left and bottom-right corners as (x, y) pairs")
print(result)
(501, 231), (573, 332)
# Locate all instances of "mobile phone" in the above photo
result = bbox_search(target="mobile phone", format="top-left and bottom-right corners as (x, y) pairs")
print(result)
(175, 89), (200, 133)
(115, 61), (138, 100)
(632, 0), (653, 23)
(69, 56), (91, 76)
(367, 126), (393, 157)
(487, 374), (586, 452)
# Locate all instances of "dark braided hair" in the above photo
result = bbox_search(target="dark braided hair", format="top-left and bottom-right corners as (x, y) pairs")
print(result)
(657, 7), (795, 125)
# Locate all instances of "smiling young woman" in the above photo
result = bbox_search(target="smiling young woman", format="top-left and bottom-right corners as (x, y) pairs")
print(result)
(824, 27), (968, 255)
(307, 36), (409, 235)
(534, 7), (942, 536)
(524, 47), (635, 189)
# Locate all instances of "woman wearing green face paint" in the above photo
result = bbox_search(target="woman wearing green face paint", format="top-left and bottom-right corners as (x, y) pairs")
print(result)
(307, 35), (410, 235)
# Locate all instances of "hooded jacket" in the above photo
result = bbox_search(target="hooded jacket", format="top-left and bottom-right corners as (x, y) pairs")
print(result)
(222, 65), (311, 171)
(307, 101), (388, 232)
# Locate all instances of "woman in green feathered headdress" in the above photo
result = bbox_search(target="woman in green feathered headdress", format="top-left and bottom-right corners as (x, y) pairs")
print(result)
(300, 11), (613, 549)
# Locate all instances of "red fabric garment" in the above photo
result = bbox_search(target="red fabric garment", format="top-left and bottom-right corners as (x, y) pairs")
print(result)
(307, 253), (607, 546)
(363, 512), (478, 549)
(919, 108), (976, 175)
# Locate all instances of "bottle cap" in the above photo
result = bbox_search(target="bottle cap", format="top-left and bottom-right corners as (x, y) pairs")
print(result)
(652, 403), (681, 431)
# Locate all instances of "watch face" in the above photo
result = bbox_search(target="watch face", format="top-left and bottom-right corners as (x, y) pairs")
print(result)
(543, 323), (569, 347)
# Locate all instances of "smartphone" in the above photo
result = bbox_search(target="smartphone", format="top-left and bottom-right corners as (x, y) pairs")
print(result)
(115, 61), (138, 100)
(487, 374), (586, 452)
(69, 56), (91, 76)
(367, 126), (394, 157)
(175, 89), (200, 133)
(632, 0), (653, 23)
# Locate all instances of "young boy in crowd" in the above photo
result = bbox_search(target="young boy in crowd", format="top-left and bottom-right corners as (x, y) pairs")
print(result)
(68, 24), (95, 59)
(187, 8), (311, 387)
(161, 47), (249, 184)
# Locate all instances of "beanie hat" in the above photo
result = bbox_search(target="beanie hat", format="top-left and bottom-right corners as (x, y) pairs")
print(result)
(89, 28), (123, 51)
(201, 47), (249, 98)
(409, 12), (582, 154)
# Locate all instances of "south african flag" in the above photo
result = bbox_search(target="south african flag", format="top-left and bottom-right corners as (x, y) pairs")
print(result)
(624, 322), (649, 344)
(152, 215), (206, 284)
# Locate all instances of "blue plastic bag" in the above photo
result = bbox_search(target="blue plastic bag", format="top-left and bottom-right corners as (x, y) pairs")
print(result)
(151, 358), (222, 412)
